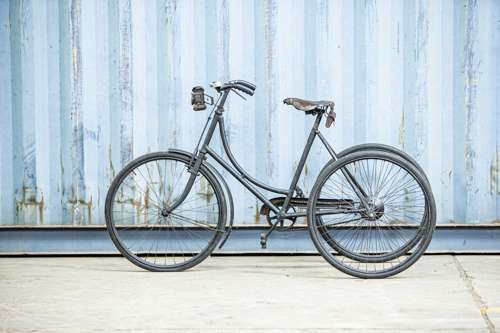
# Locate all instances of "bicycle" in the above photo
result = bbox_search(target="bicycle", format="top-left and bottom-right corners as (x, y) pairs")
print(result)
(105, 79), (436, 279)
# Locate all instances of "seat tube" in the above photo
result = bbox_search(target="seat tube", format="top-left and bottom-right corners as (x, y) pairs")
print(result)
(281, 113), (323, 212)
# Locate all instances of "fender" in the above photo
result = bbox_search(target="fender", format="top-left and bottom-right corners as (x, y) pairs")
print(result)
(319, 143), (428, 182)
(168, 149), (234, 249)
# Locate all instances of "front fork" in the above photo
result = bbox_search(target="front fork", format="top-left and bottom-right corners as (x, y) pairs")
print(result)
(166, 110), (223, 213)
(162, 158), (200, 213)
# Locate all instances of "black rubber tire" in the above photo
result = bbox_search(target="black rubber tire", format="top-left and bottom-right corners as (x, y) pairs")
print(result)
(105, 152), (226, 272)
(307, 150), (436, 279)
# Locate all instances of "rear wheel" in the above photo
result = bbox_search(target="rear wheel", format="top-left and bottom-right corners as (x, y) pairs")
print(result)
(105, 152), (226, 272)
(332, 143), (434, 250)
(307, 150), (436, 278)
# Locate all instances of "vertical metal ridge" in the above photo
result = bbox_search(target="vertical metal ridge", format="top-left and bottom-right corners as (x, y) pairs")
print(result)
(353, 0), (367, 145)
(414, 0), (429, 166)
(118, 0), (133, 167)
(452, 0), (467, 223)
(264, 0), (277, 181)
(0, 0), (15, 224)
(463, 0), (479, 223)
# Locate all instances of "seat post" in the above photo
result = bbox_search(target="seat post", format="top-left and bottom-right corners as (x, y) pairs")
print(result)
(312, 110), (323, 130)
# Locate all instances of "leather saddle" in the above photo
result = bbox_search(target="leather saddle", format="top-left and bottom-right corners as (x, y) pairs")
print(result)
(283, 98), (336, 127)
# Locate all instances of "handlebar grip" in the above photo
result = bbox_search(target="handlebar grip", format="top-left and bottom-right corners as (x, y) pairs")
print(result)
(234, 80), (256, 91)
(234, 85), (254, 96)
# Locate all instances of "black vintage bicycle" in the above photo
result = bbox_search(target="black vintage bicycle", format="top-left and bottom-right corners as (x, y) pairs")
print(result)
(105, 80), (436, 279)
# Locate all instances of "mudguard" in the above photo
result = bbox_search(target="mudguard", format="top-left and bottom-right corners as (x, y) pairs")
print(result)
(167, 149), (234, 249)
(319, 143), (429, 184)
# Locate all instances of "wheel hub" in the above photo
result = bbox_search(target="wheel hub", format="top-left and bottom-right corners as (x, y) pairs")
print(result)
(361, 196), (385, 220)
(161, 207), (171, 217)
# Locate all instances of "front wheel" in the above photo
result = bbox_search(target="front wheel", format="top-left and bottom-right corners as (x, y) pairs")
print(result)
(105, 152), (227, 272)
(307, 150), (436, 279)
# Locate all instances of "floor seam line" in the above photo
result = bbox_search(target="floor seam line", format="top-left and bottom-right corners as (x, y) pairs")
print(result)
(452, 255), (496, 333)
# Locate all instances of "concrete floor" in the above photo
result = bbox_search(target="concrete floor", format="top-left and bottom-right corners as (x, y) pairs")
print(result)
(0, 256), (499, 333)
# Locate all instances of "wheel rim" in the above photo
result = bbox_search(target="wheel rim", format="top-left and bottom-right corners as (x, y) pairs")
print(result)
(310, 154), (432, 275)
(108, 156), (223, 270)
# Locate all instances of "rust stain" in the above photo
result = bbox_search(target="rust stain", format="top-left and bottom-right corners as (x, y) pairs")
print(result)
(108, 144), (115, 179)
(113, 195), (145, 225)
(68, 195), (92, 225)
(198, 178), (214, 202)
(144, 186), (150, 209)
(255, 199), (261, 224)
(16, 187), (44, 224)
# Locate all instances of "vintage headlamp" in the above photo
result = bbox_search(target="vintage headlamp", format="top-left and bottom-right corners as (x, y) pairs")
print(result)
(191, 86), (208, 111)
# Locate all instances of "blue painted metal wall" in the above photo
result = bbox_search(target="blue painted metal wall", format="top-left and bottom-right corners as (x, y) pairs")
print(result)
(0, 0), (499, 226)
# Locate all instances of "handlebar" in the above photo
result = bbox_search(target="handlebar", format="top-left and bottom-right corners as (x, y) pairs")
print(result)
(211, 80), (256, 96)
(229, 80), (256, 91)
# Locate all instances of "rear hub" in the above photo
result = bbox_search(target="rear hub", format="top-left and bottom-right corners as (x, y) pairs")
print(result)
(360, 196), (385, 220)
(161, 208), (171, 217)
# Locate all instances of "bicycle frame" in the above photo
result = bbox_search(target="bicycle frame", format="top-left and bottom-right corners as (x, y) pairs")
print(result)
(169, 89), (369, 223)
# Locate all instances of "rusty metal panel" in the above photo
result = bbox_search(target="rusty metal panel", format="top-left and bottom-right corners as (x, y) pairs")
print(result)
(0, 0), (498, 226)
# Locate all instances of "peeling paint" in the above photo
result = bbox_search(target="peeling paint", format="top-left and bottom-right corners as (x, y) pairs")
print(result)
(264, 0), (277, 180)
(464, 0), (480, 221)
(398, 110), (405, 148)
(491, 147), (499, 195)
(118, 0), (133, 167)
(414, 0), (429, 162)
(67, 195), (92, 225)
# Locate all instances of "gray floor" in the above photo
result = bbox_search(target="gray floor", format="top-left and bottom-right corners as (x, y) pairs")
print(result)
(0, 255), (499, 332)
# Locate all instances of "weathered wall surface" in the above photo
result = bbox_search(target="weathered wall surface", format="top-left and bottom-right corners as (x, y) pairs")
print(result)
(0, 0), (498, 226)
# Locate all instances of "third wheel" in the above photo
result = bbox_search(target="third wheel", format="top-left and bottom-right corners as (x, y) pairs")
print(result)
(307, 150), (436, 279)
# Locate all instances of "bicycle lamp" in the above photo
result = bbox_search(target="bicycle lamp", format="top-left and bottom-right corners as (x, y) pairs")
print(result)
(191, 86), (207, 111)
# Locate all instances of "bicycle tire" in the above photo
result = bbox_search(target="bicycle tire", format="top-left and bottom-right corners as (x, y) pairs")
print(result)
(105, 152), (227, 272)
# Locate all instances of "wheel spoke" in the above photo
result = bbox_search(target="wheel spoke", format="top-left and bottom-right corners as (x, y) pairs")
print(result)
(107, 154), (223, 271)
(309, 152), (434, 278)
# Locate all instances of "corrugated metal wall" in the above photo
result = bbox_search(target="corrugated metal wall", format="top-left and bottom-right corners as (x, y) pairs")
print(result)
(0, 0), (498, 226)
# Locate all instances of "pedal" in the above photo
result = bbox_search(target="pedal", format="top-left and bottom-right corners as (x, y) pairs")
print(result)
(260, 233), (267, 249)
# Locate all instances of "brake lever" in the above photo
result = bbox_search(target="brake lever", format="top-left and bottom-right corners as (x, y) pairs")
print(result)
(231, 88), (247, 101)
